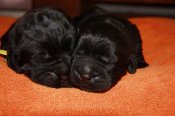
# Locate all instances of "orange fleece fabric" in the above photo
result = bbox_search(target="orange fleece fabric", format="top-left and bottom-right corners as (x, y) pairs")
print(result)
(0, 16), (175, 116)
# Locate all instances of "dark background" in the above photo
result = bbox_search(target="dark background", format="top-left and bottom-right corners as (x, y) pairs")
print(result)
(0, 0), (175, 18)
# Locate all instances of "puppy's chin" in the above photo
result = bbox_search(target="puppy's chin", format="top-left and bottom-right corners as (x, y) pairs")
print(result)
(71, 71), (112, 92)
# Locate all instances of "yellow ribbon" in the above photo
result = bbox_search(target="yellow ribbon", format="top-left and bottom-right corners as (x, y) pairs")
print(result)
(0, 49), (7, 56)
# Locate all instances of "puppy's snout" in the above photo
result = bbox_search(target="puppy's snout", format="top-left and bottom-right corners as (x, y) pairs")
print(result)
(76, 65), (100, 81)
(80, 74), (91, 81)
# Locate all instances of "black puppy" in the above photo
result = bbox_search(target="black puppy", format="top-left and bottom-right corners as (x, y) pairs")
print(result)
(71, 10), (148, 92)
(1, 7), (77, 88)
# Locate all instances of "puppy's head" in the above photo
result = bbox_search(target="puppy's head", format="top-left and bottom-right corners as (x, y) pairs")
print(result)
(71, 34), (126, 92)
(6, 7), (76, 87)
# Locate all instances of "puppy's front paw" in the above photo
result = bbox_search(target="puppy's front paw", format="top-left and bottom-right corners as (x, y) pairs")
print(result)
(39, 72), (60, 88)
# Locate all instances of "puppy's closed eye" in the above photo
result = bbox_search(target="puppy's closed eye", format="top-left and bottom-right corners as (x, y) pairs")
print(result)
(75, 50), (85, 56)
(31, 50), (52, 63)
(98, 56), (110, 63)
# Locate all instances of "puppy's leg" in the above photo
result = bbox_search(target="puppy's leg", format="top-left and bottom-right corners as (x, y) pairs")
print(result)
(33, 72), (60, 88)
(27, 71), (61, 88)
(131, 25), (148, 68)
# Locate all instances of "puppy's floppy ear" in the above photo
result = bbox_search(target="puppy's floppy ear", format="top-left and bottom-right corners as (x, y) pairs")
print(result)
(0, 24), (22, 72)
(128, 55), (137, 74)
(5, 25), (24, 73)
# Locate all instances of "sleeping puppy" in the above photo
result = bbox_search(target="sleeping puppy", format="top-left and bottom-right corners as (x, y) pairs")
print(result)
(1, 7), (77, 88)
(71, 10), (148, 92)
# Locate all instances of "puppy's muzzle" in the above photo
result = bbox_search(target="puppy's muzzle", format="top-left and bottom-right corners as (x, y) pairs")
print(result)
(74, 65), (101, 82)
(71, 57), (112, 92)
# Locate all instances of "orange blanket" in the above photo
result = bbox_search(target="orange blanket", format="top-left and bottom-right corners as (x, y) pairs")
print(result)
(0, 16), (175, 115)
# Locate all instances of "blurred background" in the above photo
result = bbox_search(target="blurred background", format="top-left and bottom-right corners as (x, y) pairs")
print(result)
(0, 0), (175, 18)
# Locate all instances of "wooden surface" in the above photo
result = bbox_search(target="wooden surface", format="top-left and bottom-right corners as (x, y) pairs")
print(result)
(0, 0), (174, 17)
(85, 0), (175, 4)
(33, 0), (81, 17)
(0, 0), (32, 10)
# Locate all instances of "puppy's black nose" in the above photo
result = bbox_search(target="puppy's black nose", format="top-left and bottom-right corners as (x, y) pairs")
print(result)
(81, 74), (91, 81)
(75, 65), (100, 81)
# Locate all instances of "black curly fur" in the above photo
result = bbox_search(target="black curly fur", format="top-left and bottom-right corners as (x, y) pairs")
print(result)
(1, 7), (77, 88)
(71, 8), (148, 92)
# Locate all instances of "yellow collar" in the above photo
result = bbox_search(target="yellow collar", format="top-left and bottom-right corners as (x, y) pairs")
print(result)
(0, 49), (7, 56)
